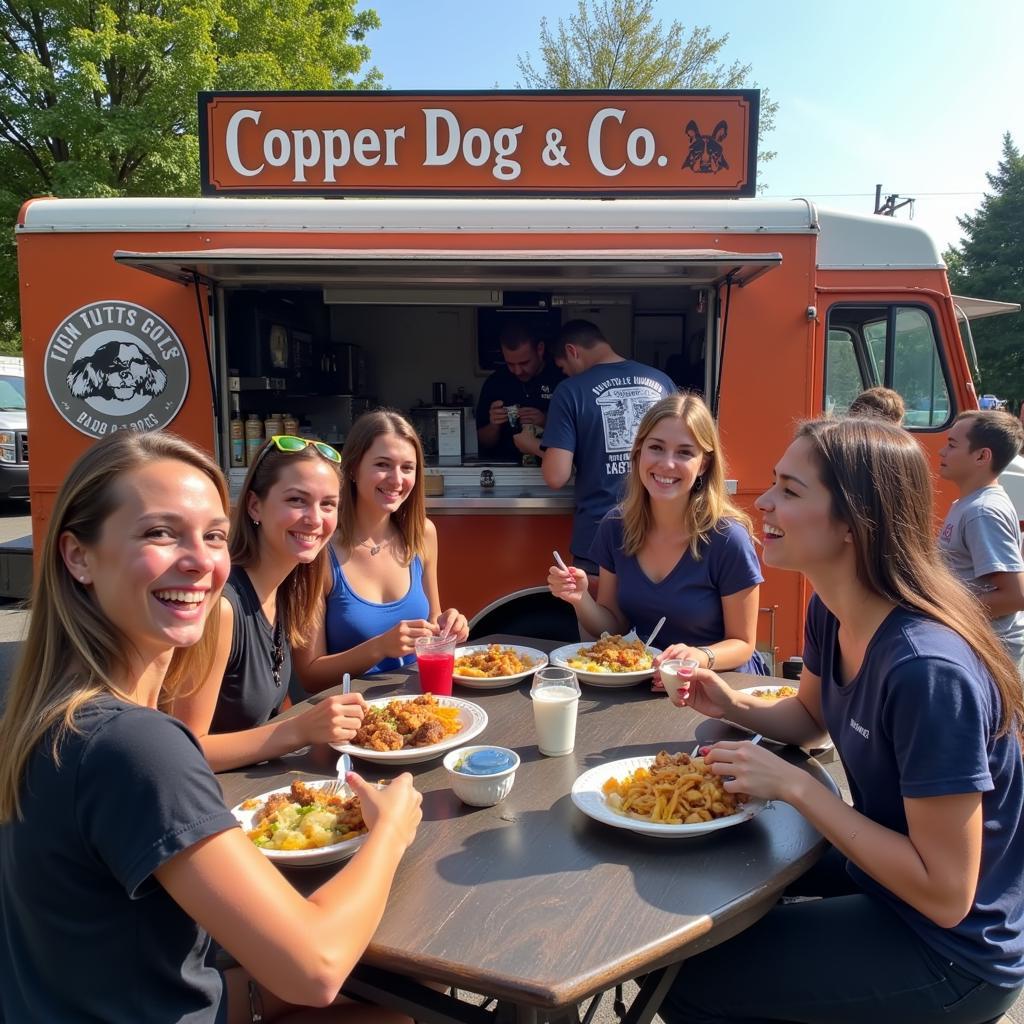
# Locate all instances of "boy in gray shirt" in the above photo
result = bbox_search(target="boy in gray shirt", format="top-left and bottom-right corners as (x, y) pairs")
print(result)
(938, 410), (1024, 667)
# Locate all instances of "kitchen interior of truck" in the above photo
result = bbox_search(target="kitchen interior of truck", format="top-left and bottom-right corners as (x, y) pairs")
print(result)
(112, 248), (780, 489)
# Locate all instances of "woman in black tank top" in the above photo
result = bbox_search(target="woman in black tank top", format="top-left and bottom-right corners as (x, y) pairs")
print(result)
(172, 438), (369, 772)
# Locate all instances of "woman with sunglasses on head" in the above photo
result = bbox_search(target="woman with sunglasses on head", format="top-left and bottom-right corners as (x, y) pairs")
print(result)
(658, 417), (1024, 1024)
(293, 410), (468, 690)
(547, 393), (767, 681)
(172, 435), (368, 772)
(0, 431), (422, 1023)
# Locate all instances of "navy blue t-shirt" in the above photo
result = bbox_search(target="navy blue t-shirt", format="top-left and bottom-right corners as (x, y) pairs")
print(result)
(803, 595), (1024, 986)
(211, 566), (290, 733)
(475, 361), (566, 462)
(591, 511), (764, 673)
(0, 695), (237, 1021)
(541, 359), (675, 560)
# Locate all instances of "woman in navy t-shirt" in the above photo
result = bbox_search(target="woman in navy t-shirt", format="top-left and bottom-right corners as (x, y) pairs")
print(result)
(173, 436), (368, 772)
(660, 417), (1024, 1023)
(548, 393), (765, 677)
(0, 430), (422, 1023)
(294, 409), (468, 688)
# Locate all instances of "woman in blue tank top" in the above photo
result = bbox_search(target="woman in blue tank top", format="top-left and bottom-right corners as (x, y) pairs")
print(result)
(548, 393), (766, 680)
(294, 410), (469, 688)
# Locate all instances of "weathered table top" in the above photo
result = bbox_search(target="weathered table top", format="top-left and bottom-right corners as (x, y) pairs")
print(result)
(218, 636), (832, 1017)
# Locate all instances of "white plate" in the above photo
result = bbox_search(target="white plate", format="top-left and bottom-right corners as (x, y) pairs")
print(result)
(450, 644), (549, 689)
(732, 686), (834, 752)
(571, 756), (766, 838)
(549, 642), (661, 687)
(232, 783), (369, 868)
(330, 695), (488, 764)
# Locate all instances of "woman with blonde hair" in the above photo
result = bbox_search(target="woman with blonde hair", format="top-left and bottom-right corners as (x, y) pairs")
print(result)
(173, 435), (367, 772)
(294, 409), (468, 688)
(0, 430), (422, 1023)
(660, 417), (1024, 1023)
(548, 393), (766, 677)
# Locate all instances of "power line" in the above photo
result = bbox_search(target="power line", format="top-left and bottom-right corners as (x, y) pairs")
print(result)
(763, 191), (984, 199)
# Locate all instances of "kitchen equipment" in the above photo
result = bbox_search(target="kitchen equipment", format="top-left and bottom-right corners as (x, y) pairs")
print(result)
(410, 406), (468, 465)
(331, 395), (373, 438)
(330, 343), (365, 394)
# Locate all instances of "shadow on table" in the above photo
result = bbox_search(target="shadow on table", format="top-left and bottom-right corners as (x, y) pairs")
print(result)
(432, 792), (794, 915)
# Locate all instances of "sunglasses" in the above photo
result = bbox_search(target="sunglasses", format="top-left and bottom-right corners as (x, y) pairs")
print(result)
(252, 434), (342, 471)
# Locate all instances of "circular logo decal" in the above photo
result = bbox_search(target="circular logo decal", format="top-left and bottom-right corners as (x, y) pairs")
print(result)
(44, 301), (190, 438)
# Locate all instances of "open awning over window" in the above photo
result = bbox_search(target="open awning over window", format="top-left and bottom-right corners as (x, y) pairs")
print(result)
(952, 294), (1022, 321)
(113, 247), (782, 291)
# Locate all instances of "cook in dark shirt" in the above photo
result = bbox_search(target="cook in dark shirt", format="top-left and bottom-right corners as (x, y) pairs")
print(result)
(476, 323), (565, 462)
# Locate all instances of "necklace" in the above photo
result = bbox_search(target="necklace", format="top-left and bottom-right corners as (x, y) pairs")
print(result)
(357, 536), (390, 556)
(270, 618), (284, 687)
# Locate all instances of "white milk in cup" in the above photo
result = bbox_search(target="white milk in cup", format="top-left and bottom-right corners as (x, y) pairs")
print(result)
(530, 667), (581, 756)
(660, 658), (699, 701)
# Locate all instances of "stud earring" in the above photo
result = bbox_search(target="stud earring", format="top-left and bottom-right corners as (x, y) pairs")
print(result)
(251, 519), (260, 528)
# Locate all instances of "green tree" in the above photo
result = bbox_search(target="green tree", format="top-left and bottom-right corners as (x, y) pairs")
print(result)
(516, 0), (777, 166)
(944, 133), (1024, 405)
(0, 0), (382, 350)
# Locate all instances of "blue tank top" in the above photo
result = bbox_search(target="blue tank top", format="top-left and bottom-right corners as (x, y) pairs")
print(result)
(324, 544), (431, 674)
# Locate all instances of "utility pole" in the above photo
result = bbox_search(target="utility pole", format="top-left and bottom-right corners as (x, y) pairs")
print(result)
(874, 184), (915, 217)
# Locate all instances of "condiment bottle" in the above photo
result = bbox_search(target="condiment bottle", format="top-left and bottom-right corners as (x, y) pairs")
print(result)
(229, 412), (245, 468)
(264, 411), (283, 440)
(244, 413), (263, 465)
(282, 413), (299, 436)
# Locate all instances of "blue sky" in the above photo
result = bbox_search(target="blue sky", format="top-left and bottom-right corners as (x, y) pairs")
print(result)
(362, 0), (1024, 253)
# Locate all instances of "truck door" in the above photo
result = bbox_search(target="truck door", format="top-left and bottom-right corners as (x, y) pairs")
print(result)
(823, 300), (955, 485)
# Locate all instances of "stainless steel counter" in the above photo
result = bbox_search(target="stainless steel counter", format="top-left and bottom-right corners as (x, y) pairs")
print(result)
(426, 485), (574, 514)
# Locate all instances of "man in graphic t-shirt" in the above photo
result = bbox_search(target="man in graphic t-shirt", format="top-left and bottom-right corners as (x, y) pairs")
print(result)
(514, 319), (675, 575)
(475, 323), (565, 462)
(938, 410), (1024, 669)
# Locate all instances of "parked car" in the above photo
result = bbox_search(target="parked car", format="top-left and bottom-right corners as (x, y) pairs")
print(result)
(0, 357), (29, 500)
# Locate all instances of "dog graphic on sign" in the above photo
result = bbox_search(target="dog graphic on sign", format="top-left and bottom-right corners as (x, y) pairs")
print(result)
(683, 120), (729, 174)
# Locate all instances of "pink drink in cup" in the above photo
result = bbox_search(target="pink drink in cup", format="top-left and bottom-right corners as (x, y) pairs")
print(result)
(415, 634), (457, 696)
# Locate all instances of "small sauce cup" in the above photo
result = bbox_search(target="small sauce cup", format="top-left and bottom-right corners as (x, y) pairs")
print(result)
(659, 658), (699, 703)
(443, 745), (520, 806)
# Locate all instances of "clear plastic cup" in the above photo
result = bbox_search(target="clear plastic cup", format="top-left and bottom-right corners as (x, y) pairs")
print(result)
(530, 666), (581, 756)
(659, 658), (699, 702)
(415, 634), (457, 696)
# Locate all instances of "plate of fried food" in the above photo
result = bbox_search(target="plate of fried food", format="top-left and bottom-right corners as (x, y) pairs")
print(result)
(549, 634), (661, 687)
(232, 779), (370, 867)
(450, 643), (549, 689)
(331, 693), (488, 765)
(571, 750), (765, 838)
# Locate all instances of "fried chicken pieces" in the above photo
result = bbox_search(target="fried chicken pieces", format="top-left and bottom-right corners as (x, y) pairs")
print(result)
(353, 693), (460, 752)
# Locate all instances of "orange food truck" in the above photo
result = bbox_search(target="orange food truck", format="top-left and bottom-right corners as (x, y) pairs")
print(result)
(15, 90), (1020, 665)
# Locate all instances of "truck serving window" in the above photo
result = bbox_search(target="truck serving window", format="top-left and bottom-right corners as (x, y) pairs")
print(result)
(824, 304), (951, 429)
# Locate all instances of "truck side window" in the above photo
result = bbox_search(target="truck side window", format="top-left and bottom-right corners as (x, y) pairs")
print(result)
(824, 304), (951, 430)
(825, 328), (863, 414)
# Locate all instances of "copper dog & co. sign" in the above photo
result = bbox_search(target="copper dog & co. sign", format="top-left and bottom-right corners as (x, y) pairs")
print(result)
(199, 90), (758, 197)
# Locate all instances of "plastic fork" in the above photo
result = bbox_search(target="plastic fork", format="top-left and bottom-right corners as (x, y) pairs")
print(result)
(329, 672), (353, 787)
(644, 616), (666, 649)
(691, 733), (762, 759)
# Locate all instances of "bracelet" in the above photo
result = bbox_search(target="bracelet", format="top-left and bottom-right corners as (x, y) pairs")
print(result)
(697, 646), (716, 669)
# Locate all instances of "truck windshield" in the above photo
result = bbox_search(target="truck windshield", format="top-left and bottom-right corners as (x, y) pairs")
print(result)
(0, 375), (26, 411)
